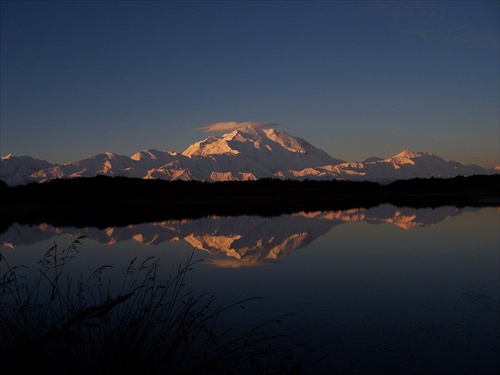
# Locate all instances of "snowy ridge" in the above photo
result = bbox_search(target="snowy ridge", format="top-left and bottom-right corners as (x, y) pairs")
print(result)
(0, 154), (54, 186)
(0, 126), (492, 186)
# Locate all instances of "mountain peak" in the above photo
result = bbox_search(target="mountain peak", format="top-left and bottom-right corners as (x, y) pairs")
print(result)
(131, 149), (165, 161)
(1, 153), (15, 160)
(181, 127), (341, 166)
(182, 135), (237, 157)
(393, 150), (435, 159)
(262, 128), (311, 154)
(394, 150), (421, 159)
(226, 126), (310, 153)
(103, 151), (117, 159)
(226, 125), (263, 137)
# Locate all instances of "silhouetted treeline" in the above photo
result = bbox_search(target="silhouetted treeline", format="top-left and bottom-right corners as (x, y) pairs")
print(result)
(1, 175), (498, 231)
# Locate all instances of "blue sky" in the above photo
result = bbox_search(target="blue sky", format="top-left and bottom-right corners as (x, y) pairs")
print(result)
(1, 1), (498, 167)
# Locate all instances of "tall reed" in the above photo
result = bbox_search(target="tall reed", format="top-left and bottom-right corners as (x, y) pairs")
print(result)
(0, 236), (301, 374)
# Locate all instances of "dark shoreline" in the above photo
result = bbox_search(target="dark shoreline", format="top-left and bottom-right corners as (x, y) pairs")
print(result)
(1, 174), (498, 232)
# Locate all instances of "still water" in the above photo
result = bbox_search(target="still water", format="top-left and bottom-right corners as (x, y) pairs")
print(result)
(1, 204), (499, 374)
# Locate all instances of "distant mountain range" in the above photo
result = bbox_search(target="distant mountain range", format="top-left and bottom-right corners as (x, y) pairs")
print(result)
(1, 126), (495, 186)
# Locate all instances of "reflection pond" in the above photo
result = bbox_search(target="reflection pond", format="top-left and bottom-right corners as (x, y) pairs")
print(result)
(1, 204), (499, 374)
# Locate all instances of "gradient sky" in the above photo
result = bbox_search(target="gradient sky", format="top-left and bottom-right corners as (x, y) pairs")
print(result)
(1, 1), (499, 167)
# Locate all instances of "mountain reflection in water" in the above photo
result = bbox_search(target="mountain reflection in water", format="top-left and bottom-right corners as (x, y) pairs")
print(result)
(1, 205), (480, 267)
(1, 205), (498, 374)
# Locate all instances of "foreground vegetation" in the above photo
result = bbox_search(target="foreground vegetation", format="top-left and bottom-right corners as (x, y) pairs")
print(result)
(0, 237), (300, 374)
(0, 174), (498, 231)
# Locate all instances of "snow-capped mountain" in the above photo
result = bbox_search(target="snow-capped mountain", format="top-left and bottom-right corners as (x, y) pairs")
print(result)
(0, 126), (492, 186)
(0, 154), (54, 186)
(317, 150), (488, 183)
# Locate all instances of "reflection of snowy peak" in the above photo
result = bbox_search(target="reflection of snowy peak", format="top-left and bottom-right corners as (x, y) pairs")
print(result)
(0, 127), (491, 186)
(1, 206), (478, 265)
(181, 213), (336, 265)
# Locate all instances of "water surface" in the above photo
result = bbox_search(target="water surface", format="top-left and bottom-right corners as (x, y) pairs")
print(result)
(1, 205), (498, 374)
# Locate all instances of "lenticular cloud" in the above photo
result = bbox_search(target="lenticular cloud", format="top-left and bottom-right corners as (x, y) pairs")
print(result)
(197, 121), (279, 133)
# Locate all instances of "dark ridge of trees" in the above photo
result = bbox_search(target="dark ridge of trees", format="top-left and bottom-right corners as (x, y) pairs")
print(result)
(0, 174), (498, 232)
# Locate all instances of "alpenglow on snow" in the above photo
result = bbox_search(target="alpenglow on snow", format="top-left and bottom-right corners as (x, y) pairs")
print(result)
(0, 126), (490, 186)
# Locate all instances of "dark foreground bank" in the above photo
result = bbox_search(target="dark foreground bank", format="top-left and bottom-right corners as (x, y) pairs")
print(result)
(1, 174), (498, 231)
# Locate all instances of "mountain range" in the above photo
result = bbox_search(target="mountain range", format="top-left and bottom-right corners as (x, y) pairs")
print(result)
(1, 126), (494, 186)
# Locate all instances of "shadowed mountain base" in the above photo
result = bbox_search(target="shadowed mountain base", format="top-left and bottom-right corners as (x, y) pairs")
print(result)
(0, 175), (498, 232)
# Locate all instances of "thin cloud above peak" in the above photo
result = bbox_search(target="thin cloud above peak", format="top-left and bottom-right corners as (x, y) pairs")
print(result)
(197, 121), (279, 133)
